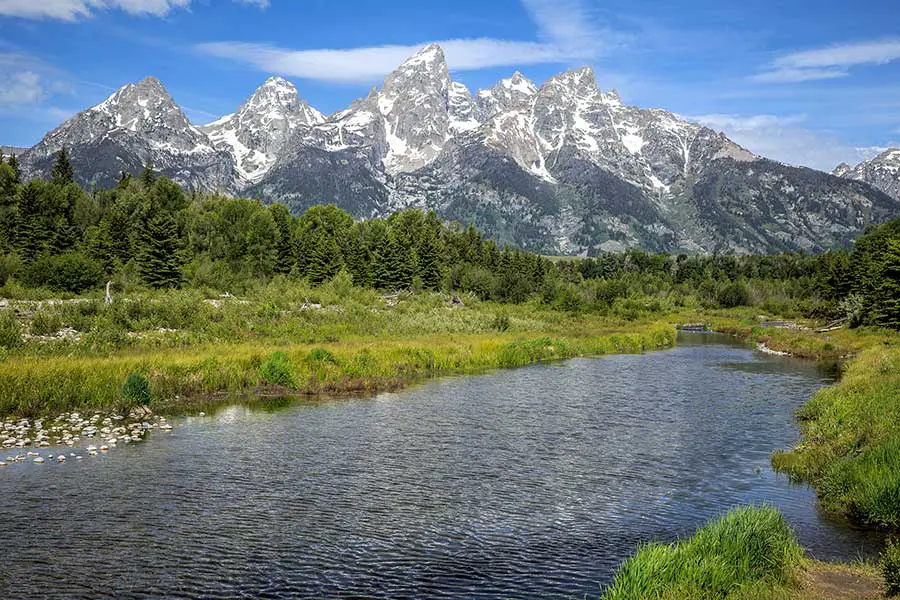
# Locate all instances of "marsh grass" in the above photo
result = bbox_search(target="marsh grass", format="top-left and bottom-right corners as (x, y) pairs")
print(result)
(602, 506), (803, 600)
(0, 284), (676, 418)
(771, 345), (900, 528)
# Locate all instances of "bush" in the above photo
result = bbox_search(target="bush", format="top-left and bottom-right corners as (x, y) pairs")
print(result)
(307, 347), (337, 364)
(717, 281), (751, 308)
(259, 351), (297, 387)
(883, 539), (900, 597)
(24, 251), (104, 293)
(0, 310), (21, 349)
(30, 309), (63, 336)
(122, 372), (151, 407)
(491, 312), (511, 332)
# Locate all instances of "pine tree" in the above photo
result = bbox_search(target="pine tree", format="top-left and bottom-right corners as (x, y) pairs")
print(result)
(343, 226), (369, 286)
(51, 148), (75, 186)
(15, 182), (45, 259)
(871, 237), (900, 330)
(306, 232), (343, 284)
(137, 209), (183, 288)
(417, 231), (443, 290)
(140, 163), (156, 189)
(269, 203), (295, 274)
(8, 154), (21, 184)
(371, 232), (414, 290)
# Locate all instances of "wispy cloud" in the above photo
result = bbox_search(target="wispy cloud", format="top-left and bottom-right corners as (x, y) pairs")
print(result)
(196, 0), (616, 83)
(753, 38), (900, 83)
(0, 0), (266, 21)
(690, 113), (880, 171)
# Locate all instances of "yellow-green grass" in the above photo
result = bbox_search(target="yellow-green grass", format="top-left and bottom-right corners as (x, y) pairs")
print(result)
(602, 506), (805, 600)
(0, 325), (675, 418)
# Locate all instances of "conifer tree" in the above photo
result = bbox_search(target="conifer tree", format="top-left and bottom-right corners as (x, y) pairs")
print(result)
(51, 148), (75, 186)
(7, 154), (20, 184)
(417, 231), (443, 290)
(140, 163), (156, 189)
(342, 225), (369, 286)
(371, 232), (414, 290)
(15, 182), (44, 259)
(306, 231), (343, 284)
(137, 209), (183, 288)
(269, 203), (296, 274)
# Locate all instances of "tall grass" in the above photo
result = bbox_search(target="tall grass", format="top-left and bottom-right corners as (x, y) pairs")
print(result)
(602, 506), (803, 600)
(0, 299), (675, 417)
(772, 345), (900, 528)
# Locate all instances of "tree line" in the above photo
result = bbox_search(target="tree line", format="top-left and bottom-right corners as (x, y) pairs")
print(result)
(0, 149), (897, 329)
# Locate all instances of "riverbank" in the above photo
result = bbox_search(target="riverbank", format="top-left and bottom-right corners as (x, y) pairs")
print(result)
(680, 310), (900, 531)
(0, 286), (677, 418)
(601, 506), (884, 600)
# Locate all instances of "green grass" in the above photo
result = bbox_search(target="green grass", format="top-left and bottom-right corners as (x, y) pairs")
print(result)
(0, 282), (677, 418)
(602, 506), (804, 600)
(772, 344), (900, 528)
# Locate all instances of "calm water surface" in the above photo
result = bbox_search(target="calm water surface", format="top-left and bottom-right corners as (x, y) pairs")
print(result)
(0, 333), (882, 599)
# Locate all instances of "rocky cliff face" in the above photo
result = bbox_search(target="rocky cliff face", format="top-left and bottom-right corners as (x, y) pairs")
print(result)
(19, 46), (900, 254)
(835, 148), (900, 202)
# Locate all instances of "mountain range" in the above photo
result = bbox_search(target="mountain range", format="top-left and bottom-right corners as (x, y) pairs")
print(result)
(17, 44), (900, 255)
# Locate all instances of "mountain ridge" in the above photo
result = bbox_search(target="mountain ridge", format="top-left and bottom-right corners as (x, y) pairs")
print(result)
(18, 44), (900, 255)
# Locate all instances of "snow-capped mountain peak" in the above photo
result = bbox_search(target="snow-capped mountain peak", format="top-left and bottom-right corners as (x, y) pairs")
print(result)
(835, 148), (900, 201)
(201, 76), (324, 183)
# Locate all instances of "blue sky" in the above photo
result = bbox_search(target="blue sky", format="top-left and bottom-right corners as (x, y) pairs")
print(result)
(0, 0), (898, 170)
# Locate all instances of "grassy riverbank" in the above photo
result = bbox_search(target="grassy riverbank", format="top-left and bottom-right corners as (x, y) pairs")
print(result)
(0, 283), (676, 418)
(602, 506), (884, 600)
(602, 506), (804, 600)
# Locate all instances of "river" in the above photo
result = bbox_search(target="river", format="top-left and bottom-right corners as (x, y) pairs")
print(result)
(0, 332), (882, 599)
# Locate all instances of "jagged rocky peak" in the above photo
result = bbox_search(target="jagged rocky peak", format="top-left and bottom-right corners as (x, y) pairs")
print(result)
(447, 82), (479, 134)
(833, 162), (854, 177)
(835, 148), (900, 201)
(201, 75), (325, 183)
(378, 43), (453, 174)
(476, 71), (538, 120)
(95, 76), (193, 134)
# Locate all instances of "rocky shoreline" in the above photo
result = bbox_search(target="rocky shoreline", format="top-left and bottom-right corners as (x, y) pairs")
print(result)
(0, 407), (183, 468)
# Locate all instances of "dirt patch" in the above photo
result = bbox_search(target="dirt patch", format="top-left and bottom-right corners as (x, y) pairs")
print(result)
(801, 562), (883, 599)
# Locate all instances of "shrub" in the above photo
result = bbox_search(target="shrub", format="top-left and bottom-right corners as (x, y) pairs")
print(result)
(259, 351), (297, 387)
(0, 310), (21, 349)
(883, 539), (900, 597)
(717, 281), (751, 308)
(30, 309), (62, 336)
(307, 347), (337, 364)
(122, 372), (151, 407)
(24, 251), (104, 293)
(491, 312), (511, 332)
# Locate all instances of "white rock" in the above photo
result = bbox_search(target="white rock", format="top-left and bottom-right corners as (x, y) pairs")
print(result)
(33, 457), (45, 464)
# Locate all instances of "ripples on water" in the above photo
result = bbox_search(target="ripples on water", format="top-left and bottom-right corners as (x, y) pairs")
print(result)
(0, 333), (882, 599)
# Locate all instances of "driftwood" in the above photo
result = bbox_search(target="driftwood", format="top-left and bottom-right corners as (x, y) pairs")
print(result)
(816, 319), (848, 333)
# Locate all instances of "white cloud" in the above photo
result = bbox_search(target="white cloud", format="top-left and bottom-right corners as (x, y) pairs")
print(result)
(690, 113), (877, 171)
(754, 39), (900, 84)
(0, 0), (265, 20)
(0, 71), (44, 104)
(197, 0), (611, 83)
(751, 67), (847, 83)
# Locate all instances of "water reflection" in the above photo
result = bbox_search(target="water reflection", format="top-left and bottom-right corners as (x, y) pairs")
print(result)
(0, 333), (882, 599)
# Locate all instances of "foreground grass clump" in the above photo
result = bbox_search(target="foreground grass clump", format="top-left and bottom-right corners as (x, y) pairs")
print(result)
(772, 345), (900, 528)
(883, 539), (900, 597)
(602, 506), (803, 600)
